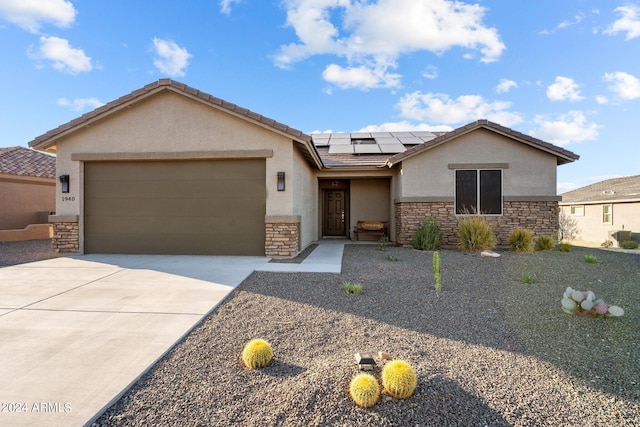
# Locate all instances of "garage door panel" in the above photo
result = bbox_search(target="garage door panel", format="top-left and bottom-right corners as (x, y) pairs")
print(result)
(84, 160), (266, 255)
(86, 178), (266, 200)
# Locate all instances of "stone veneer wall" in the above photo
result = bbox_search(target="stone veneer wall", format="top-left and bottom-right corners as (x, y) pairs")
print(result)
(396, 200), (559, 247)
(265, 216), (300, 258)
(50, 216), (80, 253)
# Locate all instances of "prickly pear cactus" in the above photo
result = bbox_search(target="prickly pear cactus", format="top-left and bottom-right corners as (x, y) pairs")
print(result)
(241, 338), (273, 369)
(349, 373), (380, 407)
(381, 360), (417, 399)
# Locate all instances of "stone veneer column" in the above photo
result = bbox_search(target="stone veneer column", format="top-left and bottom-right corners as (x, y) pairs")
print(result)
(49, 215), (80, 253)
(265, 215), (301, 258)
(395, 199), (559, 248)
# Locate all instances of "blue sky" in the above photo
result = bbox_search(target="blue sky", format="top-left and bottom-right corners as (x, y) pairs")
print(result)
(1, 0), (639, 193)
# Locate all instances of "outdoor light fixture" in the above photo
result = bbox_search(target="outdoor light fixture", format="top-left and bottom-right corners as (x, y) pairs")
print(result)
(59, 174), (70, 193)
(277, 171), (285, 191)
(354, 352), (376, 371)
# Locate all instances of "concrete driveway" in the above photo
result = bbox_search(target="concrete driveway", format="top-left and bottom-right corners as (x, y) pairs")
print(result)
(0, 254), (269, 427)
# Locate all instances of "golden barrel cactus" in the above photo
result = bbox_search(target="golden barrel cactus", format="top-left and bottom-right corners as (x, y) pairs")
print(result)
(381, 360), (417, 399)
(241, 338), (273, 369)
(349, 373), (380, 407)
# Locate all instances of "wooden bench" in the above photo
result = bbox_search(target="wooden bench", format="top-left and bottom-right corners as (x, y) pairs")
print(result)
(353, 221), (388, 241)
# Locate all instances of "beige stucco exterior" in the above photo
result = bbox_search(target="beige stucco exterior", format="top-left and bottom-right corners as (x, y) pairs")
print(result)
(50, 90), (306, 253)
(0, 174), (55, 230)
(560, 202), (640, 246)
(398, 128), (558, 199)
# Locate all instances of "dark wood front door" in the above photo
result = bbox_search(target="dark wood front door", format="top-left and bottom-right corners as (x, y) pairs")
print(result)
(324, 190), (346, 236)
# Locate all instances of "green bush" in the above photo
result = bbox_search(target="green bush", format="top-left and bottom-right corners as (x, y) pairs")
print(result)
(522, 274), (532, 284)
(620, 240), (639, 249)
(584, 255), (598, 264)
(412, 219), (441, 250)
(558, 243), (572, 252)
(343, 282), (363, 294)
(508, 228), (533, 252)
(535, 235), (555, 251)
(457, 217), (495, 252)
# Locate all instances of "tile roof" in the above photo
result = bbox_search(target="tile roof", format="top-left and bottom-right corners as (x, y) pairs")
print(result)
(313, 120), (579, 169)
(386, 120), (579, 166)
(560, 175), (640, 204)
(0, 146), (56, 178)
(28, 79), (322, 167)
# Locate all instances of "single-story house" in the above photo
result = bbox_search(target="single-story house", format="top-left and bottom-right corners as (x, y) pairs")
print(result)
(28, 79), (579, 256)
(0, 146), (55, 230)
(560, 175), (640, 246)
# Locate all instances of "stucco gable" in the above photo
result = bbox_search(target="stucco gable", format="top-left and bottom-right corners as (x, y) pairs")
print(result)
(27, 79), (322, 168)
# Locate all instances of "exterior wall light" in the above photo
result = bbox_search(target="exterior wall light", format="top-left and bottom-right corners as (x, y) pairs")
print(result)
(277, 172), (285, 191)
(355, 352), (376, 371)
(59, 174), (70, 193)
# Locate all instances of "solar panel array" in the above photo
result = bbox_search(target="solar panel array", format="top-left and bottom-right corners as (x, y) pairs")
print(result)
(312, 131), (438, 154)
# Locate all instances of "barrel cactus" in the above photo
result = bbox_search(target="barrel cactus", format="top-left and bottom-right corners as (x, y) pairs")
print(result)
(241, 338), (273, 369)
(381, 360), (417, 399)
(349, 373), (380, 407)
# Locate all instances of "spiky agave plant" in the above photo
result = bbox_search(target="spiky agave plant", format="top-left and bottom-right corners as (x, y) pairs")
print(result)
(381, 360), (417, 399)
(241, 338), (273, 369)
(349, 373), (380, 407)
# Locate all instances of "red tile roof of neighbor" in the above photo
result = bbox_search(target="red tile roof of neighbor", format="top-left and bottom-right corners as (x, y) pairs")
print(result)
(0, 146), (55, 178)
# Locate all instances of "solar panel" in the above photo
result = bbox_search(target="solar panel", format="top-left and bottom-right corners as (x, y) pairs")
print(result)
(354, 144), (381, 154)
(378, 144), (407, 153)
(313, 138), (330, 146)
(398, 136), (423, 145)
(328, 144), (354, 154)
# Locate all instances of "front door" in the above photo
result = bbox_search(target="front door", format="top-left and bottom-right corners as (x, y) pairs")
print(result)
(324, 190), (346, 237)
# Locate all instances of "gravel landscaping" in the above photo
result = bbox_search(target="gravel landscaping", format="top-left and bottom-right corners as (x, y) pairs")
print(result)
(0, 239), (59, 267)
(93, 244), (639, 426)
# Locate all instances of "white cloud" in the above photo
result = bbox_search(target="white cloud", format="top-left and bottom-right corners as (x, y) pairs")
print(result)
(33, 36), (92, 74)
(275, 0), (505, 90)
(357, 121), (453, 133)
(530, 111), (600, 146)
(546, 76), (584, 102)
(558, 13), (585, 30)
(322, 62), (401, 90)
(496, 78), (517, 93)
(152, 38), (192, 77)
(596, 95), (609, 104)
(397, 91), (523, 127)
(220, 0), (241, 15)
(603, 71), (640, 100)
(57, 97), (104, 112)
(604, 5), (640, 40)
(421, 65), (438, 80)
(0, 0), (75, 33)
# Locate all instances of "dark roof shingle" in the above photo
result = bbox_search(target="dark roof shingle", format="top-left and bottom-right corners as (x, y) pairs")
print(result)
(560, 175), (640, 204)
(0, 146), (56, 178)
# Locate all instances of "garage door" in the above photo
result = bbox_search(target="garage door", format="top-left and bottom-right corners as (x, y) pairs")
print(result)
(84, 160), (266, 255)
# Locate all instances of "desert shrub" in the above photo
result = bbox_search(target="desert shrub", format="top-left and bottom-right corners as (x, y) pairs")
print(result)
(620, 240), (639, 249)
(387, 253), (398, 262)
(457, 217), (495, 252)
(508, 228), (533, 252)
(242, 339), (273, 369)
(535, 235), (555, 251)
(558, 243), (572, 252)
(349, 373), (380, 407)
(382, 360), (417, 399)
(412, 219), (441, 250)
(377, 235), (389, 251)
(343, 282), (363, 294)
(584, 255), (598, 264)
(522, 274), (532, 284)
(558, 211), (580, 241)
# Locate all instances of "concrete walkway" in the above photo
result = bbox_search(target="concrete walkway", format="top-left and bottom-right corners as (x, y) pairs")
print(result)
(257, 242), (345, 273)
(0, 254), (269, 427)
(0, 242), (347, 426)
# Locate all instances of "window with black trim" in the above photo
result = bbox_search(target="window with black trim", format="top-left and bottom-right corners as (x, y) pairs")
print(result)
(455, 169), (502, 214)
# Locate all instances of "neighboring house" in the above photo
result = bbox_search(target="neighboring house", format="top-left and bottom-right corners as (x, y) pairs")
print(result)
(560, 175), (640, 246)
(0, 146), (55, 230)
(28, 79), (579, 256)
